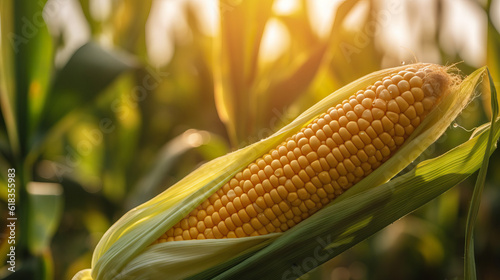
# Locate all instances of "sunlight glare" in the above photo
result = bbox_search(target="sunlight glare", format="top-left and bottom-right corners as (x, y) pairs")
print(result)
(308, 0), (343, 37)
(440, 0), (486, 67)
(89, 0), (111, 21)
(491, 0), (500, 33)
(377, 0), (412, 64)
(27, 182), (63, 196)
(184, 129), (211, 147)
(189, 0), (218, 36)
(378, 0), (442, 66)
(342, 0), (369, 31)
(259, 18), (290, 65)
(44, 0), (90, 67)
(273, 0), (300, 15)
(146, 0), (190, 67)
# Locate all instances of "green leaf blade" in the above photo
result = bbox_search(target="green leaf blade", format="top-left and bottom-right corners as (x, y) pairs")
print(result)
(464, 68), (499, 280)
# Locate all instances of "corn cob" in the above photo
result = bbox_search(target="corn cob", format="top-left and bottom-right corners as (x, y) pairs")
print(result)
(155, 65), (452, 243)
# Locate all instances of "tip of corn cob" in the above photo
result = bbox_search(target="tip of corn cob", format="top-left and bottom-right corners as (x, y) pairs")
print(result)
(420, 64), (455, 99)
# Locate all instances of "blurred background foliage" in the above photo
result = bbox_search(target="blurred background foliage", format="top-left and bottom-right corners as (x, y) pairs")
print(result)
(0, 0), (499, 279)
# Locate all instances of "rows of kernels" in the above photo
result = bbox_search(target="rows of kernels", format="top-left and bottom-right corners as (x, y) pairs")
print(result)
(154, 66), (444, 243)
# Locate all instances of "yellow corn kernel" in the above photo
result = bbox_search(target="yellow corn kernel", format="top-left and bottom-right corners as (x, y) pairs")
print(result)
(154, 65), (452, 243)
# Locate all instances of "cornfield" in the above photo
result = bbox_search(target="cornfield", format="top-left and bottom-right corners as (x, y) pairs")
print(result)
(1, 0), (500, 279)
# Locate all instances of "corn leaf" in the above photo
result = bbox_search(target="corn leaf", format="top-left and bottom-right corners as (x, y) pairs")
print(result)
(485, 0), (500, 117)
(323, 0), (382, 89)
(213, 0), (275, 146)
(0, 0), (18, 158)
(74, 65), (490, 280)
(12, 0), (54, 157)
(464, 69), (499, 280)
(110, 0), (152, 61)
(263, 0), (327, 123)
(36, 42), (138, 141)
(0, 0), (53, 160)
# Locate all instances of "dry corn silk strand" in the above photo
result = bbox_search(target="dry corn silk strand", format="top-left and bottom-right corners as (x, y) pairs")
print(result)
(154, 64), (457, 243)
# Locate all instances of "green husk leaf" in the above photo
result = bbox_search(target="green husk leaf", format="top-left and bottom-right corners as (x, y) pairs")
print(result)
(464, 68), (499, 280)
(73, 269), (92, 280)
(74, 64), (489, 280)
(117, 234), (280, 279)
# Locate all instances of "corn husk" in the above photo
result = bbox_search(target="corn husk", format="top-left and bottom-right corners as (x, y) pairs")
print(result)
(73, 64), (497, 280)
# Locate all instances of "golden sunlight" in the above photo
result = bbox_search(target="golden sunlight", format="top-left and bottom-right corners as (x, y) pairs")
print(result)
(259, 18), (290, 65)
